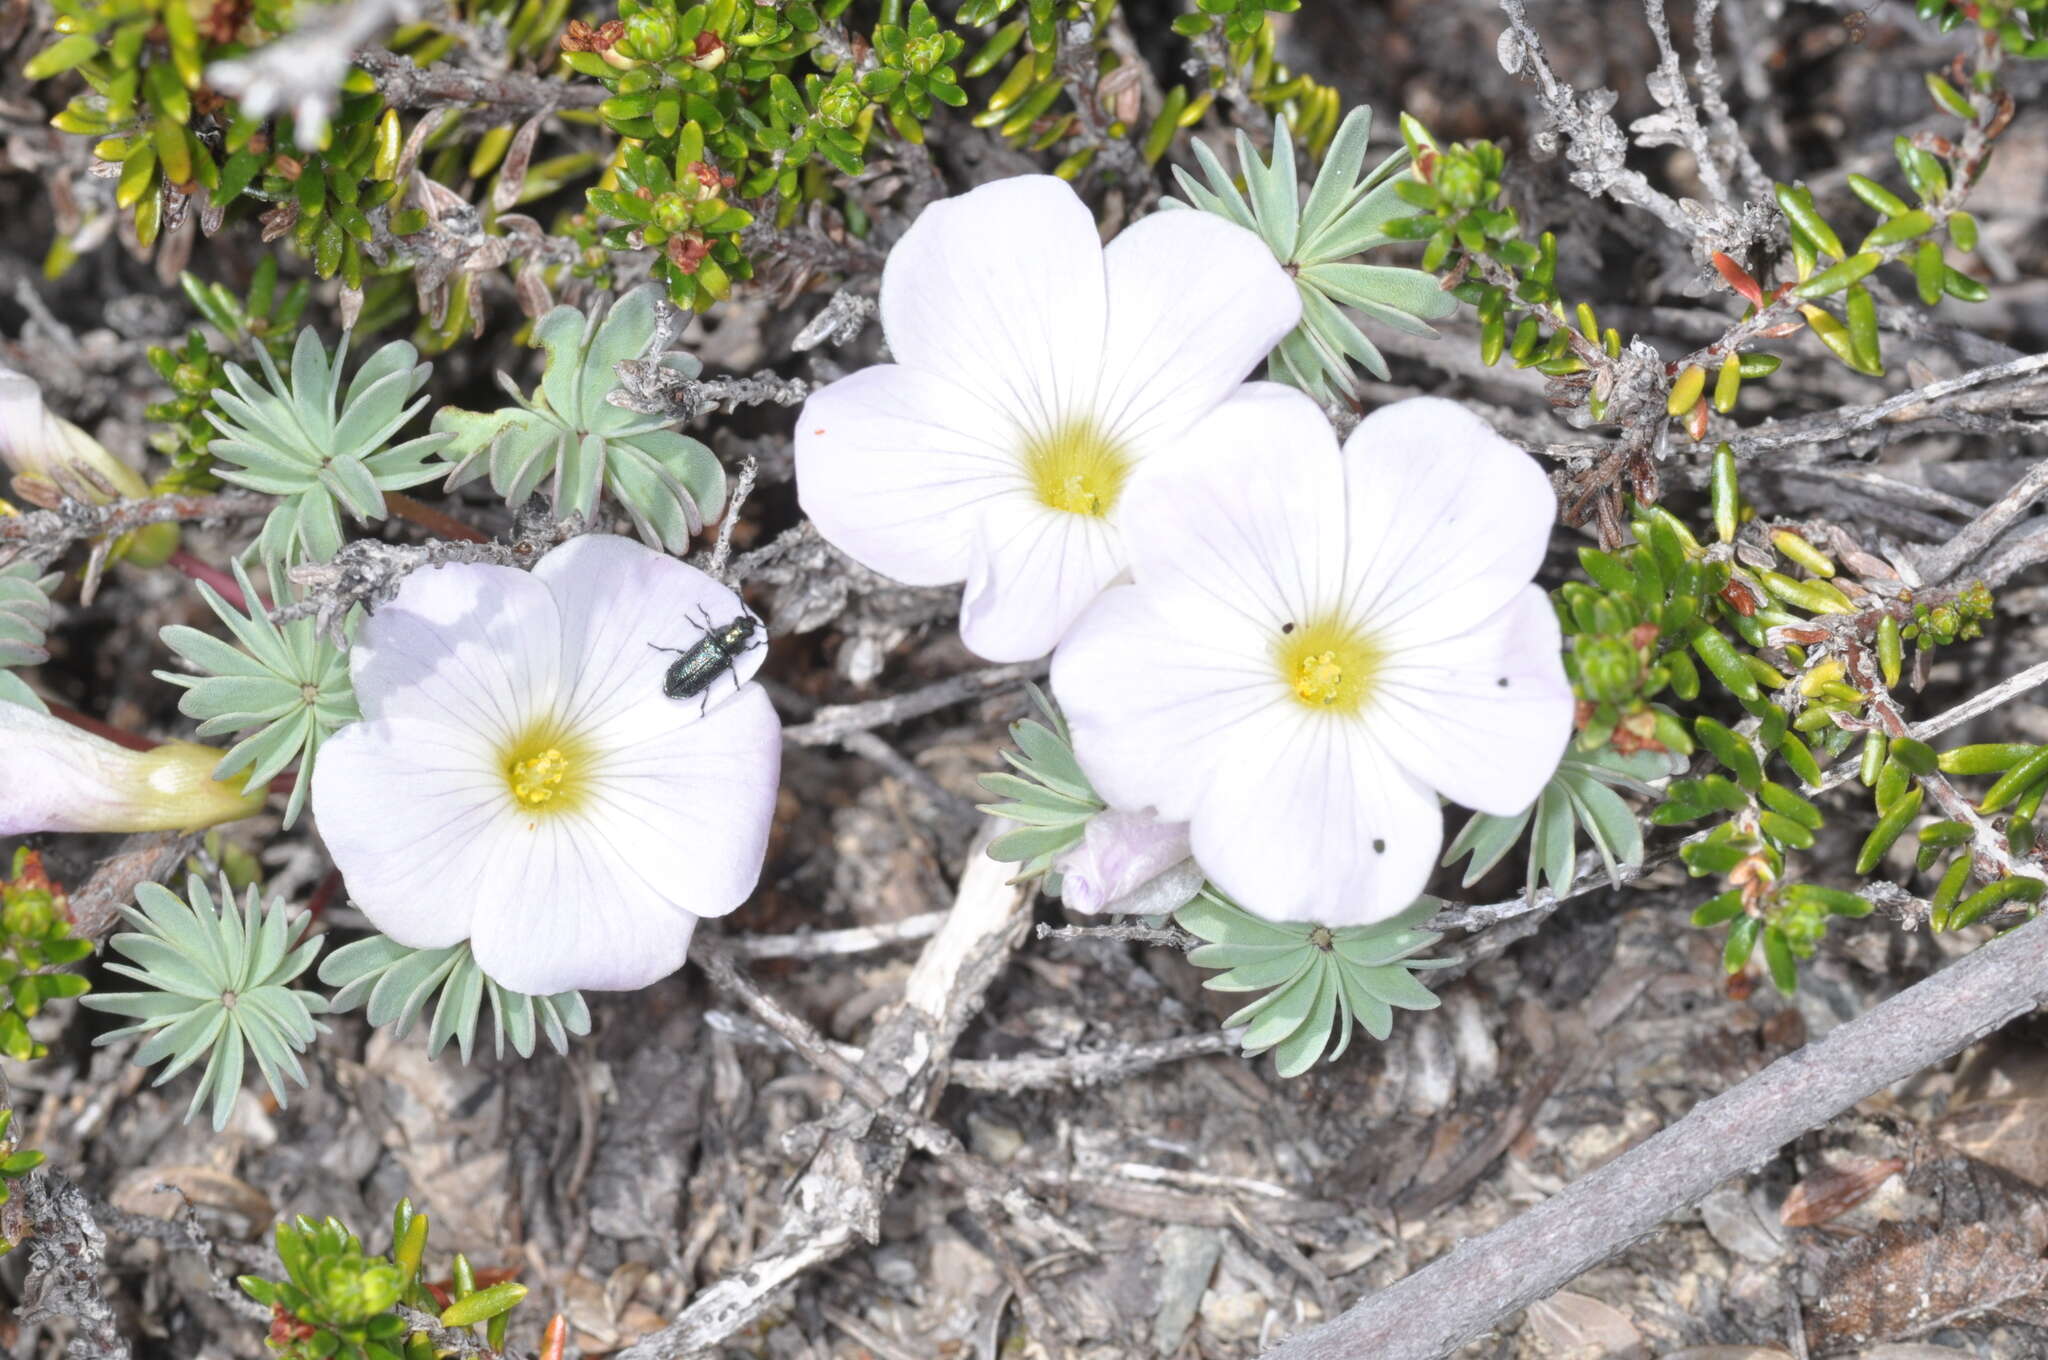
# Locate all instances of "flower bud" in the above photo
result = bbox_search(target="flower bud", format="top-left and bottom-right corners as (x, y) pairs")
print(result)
(0, 365), (150, 503)
(0, 366), (178, 566)
(622, 12), (675, 58)
(1053, 809), (1198, 915)
(0, 703), (265, 835)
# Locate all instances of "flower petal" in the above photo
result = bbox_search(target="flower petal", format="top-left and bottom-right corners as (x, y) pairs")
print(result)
(1052, 582), (1277, 817)
(350, 561), (561, 747)
(1191, 712), (1444, 927)
(795, 365), (1021, 587)
(879, 175), (1108, 433)
(532, 534), (762, 736)
(1366, 585), (1574, 815)
(308, 716), (503, 948)
(959, 500), (1126, 662)
(1094, 212), (1302, 455)
(1337, 396), (1557, 649)
(1119, 383), (1347, 628)
(468, 686), (782, 993)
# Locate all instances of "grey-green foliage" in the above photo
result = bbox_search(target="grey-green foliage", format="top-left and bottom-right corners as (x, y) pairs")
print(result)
(0, 562), (58, 711)
(319, 935), (591, 1063)
(432, 285), (726, 554)
(1443, 746), (1680, 899)
(207, 330), (449, 569)
(1170, 106), (1459, 404)
(82, 874), (327, 1130)
(977, 684), (1105, 887)
(155, 559), (357, 828)
(1177, 890), (1450, 1078)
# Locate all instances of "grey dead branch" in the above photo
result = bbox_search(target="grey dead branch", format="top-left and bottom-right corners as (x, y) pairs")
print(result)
(6, 0), (2048, 1358)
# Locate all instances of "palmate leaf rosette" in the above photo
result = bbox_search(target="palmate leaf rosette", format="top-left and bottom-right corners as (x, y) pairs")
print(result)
(0, 562), (60, 712)
(1170, 106), (1458, 404)
(319, 934), (591, 1064)
(431, 285), (726, 554)
(82, 874), (327, 1130)
(155, 559), (358, 828)
(1177, 890), (1450, 1079)
(1443, 745), (1679, 899)
(207, 330), (450, 569)
(977, 684), (1106, 884)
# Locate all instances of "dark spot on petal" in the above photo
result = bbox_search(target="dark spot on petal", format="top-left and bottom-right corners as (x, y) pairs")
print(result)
(1281, 621), (1296, 634)
(1497, 677), (1510, 687)
(1373, 838), (1386, 853)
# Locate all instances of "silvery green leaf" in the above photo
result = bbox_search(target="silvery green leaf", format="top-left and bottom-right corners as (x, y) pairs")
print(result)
(1271, 969), (1338, 1078)
(581, 288), (660, 428)
(288, 328), (335, 435)
(320, 934), (588, 1063)
(209, 330), (446, 569)
(1185, 138), (1258, 231)
(1236, 124), (1300, 262)
(1168, 166), (1246, 227)
(1444, 800), (1535, 885)
(534, 304), (591, 422)
(1301, 175), (1415, 264)
(1353, 964), (1441, 1011)
(1299, 107), (1375, 244)
(1532, 782), (1578, 897)
(1227, 964), (1322, 1043)
(1337, 966), (1395, 1040)
(1298, 285), (1391, 380)
(83, 874), (325, 1131)
(1302, 262), (1459, 319)
(433, 405), (525, 460)
(1201, 949), (1317, 993)
(1561, 769), (1644, 886)
(342, 339), (423, 408)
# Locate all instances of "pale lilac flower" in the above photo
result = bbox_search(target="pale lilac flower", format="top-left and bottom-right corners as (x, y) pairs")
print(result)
(1053, 809), (1196, 915)
(0, 703), (263, 834)
(1051, 389), (1572, 926)
(310, 535), (781, 994)
(795, 174), (1300, 663)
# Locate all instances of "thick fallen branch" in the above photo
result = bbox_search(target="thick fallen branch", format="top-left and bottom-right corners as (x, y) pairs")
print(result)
(1264, 911), (2048, 1360)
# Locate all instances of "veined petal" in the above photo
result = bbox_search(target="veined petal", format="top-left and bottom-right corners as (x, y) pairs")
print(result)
(795, 365), (1021, 588)
(1367, 585), (1573, 816)
(1337, 397), (1557, 650)
(1094, 211), (1301, 456)
(1191, 712), (1444, 926)
(532, 534), (762, 737)
(1052, 582), (1277, 818)
(465, 811), (704, 996)
(878, 175), (1108, 435)
(580, 684), (781, 924)
(960, 499), (1125, 663)
(308, 717), (504, 948)
(348, 560), (562, 748)
(1118, 383), (1346, 630)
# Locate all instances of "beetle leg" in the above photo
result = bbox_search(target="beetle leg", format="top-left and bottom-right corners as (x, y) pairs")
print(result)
(647, 642), (688, 656)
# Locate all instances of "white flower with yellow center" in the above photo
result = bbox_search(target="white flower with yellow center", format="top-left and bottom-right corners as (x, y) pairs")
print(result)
(794, 174), (1301, 663)
(1050, 389), (1573, 926)
(309, 535), (781, 995)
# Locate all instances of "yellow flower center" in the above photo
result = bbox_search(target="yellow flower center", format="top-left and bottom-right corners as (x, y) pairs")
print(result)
(502, 722), (589, 817)
(1022, 419), (1130, 518)
(1275, 615), (1379, 715)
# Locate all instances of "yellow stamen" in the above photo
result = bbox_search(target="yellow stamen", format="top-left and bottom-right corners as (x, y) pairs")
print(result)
(509, 748), (568, 807)
(501, 721), (590, 816)
(1275, 616), (1379, 715)
(1022, 419), (1130, 518)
